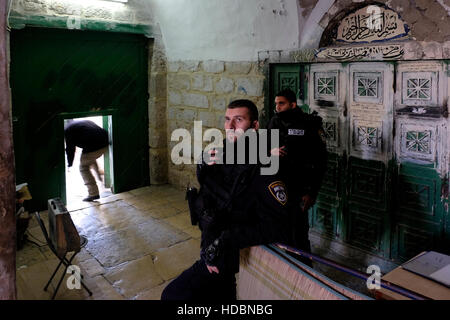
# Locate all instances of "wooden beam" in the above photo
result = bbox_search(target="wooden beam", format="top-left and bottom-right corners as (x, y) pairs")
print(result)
(0, 0), (17, 300)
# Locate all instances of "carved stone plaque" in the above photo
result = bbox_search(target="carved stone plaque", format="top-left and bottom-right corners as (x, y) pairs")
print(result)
(315, 44), (404, 61)
(337, 5), (409, 43)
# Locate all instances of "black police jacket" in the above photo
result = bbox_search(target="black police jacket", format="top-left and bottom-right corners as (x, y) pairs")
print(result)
(195, 144), (291, 274)
(267, 107), (327, 199)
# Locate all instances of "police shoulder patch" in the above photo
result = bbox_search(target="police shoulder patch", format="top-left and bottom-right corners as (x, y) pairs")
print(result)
(268, 181), (288, 206)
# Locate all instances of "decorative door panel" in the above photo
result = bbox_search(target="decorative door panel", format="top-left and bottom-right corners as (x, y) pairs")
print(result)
(310, 153), (344, 238)
(309, 64), (347, 156)
(396, 168), (440, 219)
(269, 64), (302, 124)
(314, 72), (339, 101)
(395, 224), (436, 262)
(395, 119), (446, 166)
(392, 61), (448, 262)
(322, 118), (339, 149)
(309, 64), (347, 240)
(402, 72), (438, 106)
(346, 157), (390, 254)
(391, 165), (445, 261)
(348, 63), (394, 162)
(395, 61), (447, 117)
(348, 158), (387, 210)
(311, 204), (337, 236)
(347, 205), (384, 252)
(279, 72), (300, 93)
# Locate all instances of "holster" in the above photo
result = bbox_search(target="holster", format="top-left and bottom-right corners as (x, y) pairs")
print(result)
(186, 187), (199, 226)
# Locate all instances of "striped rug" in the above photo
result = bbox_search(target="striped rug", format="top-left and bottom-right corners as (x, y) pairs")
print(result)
(236, 245), (372, 300)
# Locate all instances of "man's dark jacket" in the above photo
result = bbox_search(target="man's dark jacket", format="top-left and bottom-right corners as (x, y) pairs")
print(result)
(64, 120), (109, 167)
(195, 140), (291, 274)
(267, 107), (327, 199)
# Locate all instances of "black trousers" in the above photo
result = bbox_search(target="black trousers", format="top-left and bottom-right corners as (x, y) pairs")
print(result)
(287, 199), (313, 267)
(161, 260), (237, 301)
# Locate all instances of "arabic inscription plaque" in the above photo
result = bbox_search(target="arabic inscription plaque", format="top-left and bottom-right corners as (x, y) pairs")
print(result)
(337, 5), (409, 43)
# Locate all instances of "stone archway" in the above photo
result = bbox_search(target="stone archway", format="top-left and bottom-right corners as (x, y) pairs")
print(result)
(298, 0), (450, 50)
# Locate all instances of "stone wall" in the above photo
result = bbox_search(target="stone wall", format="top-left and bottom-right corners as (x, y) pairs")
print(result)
(9, 0), (170, 185)
(146, 0), (301, 61)
(315, 0), (450, 46)
(166, 60), (264, 189)
(148, 34), (169, 185)
(10, 0), (152, 27)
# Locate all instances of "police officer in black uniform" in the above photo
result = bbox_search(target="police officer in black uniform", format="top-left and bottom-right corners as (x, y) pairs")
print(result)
(161, 99), (291, 301)
(267, 89), (327, 259)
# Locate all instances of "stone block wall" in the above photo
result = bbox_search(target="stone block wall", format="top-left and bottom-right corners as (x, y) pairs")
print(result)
(11, 0), (152, 26)
(166, 60), (265, 189)
(148, 34), (169, 185)
(9, 0), (170, 185)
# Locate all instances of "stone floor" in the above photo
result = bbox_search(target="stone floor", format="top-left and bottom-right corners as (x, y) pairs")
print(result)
(16, 185), (201, 300)
(16, 184), (378, 300)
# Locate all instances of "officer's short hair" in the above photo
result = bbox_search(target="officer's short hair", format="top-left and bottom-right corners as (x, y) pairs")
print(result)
(227, 99), (259, 122)
(276, 89), (297, 104)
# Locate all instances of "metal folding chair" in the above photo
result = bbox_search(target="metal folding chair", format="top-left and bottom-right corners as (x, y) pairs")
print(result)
(34, 211), (92, 299)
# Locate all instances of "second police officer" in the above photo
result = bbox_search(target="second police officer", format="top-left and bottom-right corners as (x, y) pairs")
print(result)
(268, 89), (328, 262)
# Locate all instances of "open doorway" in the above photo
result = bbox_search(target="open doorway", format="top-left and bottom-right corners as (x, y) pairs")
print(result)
(64, 115), (113, 205)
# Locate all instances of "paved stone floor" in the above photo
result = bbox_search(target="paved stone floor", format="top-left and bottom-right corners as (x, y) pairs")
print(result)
(16, 185), (201, 300)
(16, 184), (378, 300)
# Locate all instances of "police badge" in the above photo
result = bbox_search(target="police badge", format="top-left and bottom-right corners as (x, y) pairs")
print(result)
(268, 181), (288, 206)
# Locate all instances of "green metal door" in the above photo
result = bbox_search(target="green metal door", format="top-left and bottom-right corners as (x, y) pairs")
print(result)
(391, 61), (449, 262)
(307, 63), (351, 244)
(344, 62), (394, 258)
(10, 27), (149, 211)
(270, 61), (449, 262)
(307, 62), (396, 255)
(272, 63), (393, 256)
(269, 64), (303, 120)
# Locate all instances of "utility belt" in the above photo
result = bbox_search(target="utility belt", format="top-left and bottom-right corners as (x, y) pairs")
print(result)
(186, 186), (223, 228)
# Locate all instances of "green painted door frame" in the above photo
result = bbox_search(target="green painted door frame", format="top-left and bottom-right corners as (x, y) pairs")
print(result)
(102, 115), (113, 189)
(59, 109), (116, 203)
